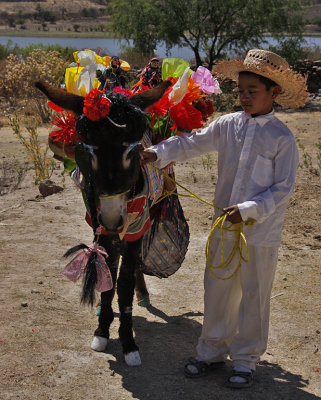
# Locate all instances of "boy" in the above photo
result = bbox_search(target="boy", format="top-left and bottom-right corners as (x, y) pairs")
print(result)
(141, 49), (307, 388)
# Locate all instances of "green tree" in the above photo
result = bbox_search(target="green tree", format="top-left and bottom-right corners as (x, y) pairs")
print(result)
(108, 0), (161, 55)
(109, 0), (305, 69)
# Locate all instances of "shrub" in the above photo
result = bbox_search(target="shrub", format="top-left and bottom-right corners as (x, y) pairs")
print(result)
(2, 49), (68, 121)
(0, 41), (20, 60)
(8, 114), (56, 185)
(269, 38), (308, 68)
(311, 16), (321, 27)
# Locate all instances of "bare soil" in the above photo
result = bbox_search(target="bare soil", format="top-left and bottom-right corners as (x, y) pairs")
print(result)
(0, 107), (321, 400)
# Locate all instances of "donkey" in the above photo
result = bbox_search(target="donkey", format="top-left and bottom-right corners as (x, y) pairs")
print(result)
(36, 80), (171, 366)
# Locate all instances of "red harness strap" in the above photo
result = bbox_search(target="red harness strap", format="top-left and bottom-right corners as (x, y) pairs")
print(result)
(85, 192), (150, 241)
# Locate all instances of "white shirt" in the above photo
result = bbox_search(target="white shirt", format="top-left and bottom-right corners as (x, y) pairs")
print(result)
(151, 110), (299, 247)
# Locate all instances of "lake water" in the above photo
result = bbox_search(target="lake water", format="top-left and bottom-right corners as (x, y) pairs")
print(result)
(1, 35), (320, 61)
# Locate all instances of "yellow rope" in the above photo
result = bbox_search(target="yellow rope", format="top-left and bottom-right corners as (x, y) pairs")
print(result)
(154, 168), (252, 280)
(99, 189), (130, 200)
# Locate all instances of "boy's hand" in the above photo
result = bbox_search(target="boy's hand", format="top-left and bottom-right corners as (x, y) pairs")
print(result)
(223, 205), (243, 224)
(140, 148), (157, 164)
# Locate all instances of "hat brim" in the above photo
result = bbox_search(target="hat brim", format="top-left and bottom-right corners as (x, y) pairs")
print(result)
(213, 59), (308, 109)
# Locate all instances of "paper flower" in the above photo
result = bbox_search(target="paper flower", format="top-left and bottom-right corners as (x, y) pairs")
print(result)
(50, 112), (79, 145)
(193, 98), (214, 121)
(83, 88), (111, 121)
(112, 87), (134, 97)
(191, 66), (221, 95)
(170, 101), (203, 130)
(168, 67), (190, 105)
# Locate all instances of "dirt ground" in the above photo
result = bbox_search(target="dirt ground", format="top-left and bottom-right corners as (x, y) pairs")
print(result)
(0, 106), (321, 400)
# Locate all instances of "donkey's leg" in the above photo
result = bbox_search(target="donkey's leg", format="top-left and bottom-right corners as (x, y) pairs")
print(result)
(117, 239), (142, 366)
(135, 269), (150, 307)
(91, 235), (119, 352)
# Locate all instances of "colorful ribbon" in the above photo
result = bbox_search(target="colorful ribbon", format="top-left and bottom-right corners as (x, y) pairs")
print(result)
(61, 241), (113, 292)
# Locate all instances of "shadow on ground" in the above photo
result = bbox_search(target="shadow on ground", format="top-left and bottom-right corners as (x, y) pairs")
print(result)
(104, 305), (316, 400)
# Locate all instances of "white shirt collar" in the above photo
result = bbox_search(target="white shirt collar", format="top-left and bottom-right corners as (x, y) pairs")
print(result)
(241, 110), (275, 127)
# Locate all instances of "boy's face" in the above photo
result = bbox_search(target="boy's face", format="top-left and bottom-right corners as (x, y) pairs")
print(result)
(238, 73), (280, 117)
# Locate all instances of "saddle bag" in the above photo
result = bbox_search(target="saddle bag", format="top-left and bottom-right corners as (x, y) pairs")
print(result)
(140, 194), (190, 278)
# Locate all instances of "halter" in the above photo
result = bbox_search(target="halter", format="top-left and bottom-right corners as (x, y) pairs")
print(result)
(99, 189), (130, 200)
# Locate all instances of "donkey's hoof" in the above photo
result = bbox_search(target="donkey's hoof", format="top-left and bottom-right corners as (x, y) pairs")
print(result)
(137, 294), (150, 308)
(91, 336), (107, 352)
(124, 351), (142, 366)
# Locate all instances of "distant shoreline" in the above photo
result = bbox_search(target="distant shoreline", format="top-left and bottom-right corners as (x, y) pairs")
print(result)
(0, 30), (320, 39)
(0, 30), (114, 39)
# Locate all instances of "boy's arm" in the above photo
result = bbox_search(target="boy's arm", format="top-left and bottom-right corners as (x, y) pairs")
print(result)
(237, 137), (299, 223)
(147, 120), (221, 169)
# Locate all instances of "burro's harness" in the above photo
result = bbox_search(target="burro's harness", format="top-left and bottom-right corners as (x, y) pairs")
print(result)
(75, 133), (165, 242)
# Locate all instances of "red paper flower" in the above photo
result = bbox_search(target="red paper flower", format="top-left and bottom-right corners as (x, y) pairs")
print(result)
(193, 98), (214, 122)
(50, 112), (79, 145)
(83, 88), (111, 121)
(169, 101), (204, 130)
(112, 86), (134, 97)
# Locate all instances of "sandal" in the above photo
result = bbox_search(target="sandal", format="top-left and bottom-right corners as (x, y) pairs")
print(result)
(226, 370), (254, 388)
(184, 357), (225, 378)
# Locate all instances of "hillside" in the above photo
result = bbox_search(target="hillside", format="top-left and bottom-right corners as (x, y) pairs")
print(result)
(0, 0), (321, 36)
(0, 0), (111, 35)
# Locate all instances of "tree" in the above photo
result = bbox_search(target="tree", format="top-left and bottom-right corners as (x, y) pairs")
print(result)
(108, 0), (162, 55)
(109, 0), (305, 69)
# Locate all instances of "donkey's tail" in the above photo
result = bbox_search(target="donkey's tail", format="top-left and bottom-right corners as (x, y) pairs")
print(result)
(80, 250), (98, 307)
(63, 243), (98, 307)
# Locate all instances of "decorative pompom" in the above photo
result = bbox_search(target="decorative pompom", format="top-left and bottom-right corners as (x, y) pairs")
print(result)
(112, 86), (134, 97)
(83, 88), (111, 121)
(50, 112), (79, 145)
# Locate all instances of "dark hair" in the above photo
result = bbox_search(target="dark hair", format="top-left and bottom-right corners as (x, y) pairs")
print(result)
(239, 71), (278, 90)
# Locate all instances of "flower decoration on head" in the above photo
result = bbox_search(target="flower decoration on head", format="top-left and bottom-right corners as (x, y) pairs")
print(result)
(83, 88), (111, 121)
(50, 112), (79, 145)
(112, 86), (134, 97)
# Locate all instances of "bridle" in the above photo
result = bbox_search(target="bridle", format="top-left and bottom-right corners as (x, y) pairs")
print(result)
(84, 140), (141, 201)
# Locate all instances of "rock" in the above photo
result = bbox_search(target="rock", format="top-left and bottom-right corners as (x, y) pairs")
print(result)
(38, 180), (64, 197)
(21, 302), (28, 307)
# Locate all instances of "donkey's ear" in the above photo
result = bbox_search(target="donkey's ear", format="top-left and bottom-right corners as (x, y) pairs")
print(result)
(129, 80), (172, 110)
(35, 81), (84, 115)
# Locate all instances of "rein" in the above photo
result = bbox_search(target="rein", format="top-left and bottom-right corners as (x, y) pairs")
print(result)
(153, 167), (252, 280)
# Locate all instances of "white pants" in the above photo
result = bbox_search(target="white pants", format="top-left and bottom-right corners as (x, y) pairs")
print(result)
(196, 240), (278, 371)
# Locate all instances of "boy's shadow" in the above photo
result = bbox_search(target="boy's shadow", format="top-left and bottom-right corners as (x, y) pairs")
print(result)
(105, 305), (317, 400)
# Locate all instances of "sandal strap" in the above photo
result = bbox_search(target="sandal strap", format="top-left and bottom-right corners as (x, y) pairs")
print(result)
(228, 370), (253, 384)
(187, 357), (208, 371)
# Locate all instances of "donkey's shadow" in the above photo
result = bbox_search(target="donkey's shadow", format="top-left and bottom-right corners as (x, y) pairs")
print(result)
(105, 305), (316, 400)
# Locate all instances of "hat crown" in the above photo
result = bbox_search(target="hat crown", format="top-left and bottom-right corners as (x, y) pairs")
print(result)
(244, 49), (289, 72)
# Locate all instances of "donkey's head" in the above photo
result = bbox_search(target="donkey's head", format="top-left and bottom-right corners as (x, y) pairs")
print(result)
(36, 81), (171, 233)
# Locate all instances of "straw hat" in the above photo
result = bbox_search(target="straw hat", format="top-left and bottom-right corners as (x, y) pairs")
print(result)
(213, 49), (308, 109)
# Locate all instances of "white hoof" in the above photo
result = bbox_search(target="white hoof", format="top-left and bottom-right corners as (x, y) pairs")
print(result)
(91, 336), (108, 352)
(124, 351), (142, 366)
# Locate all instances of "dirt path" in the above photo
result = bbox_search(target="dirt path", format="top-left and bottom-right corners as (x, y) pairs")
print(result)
(0, 109), (321, 399)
